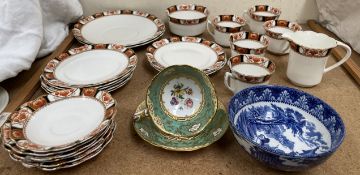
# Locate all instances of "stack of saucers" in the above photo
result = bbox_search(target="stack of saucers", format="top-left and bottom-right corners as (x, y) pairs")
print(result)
(1, 88), (117, 171)
(40, 44), (137, 93)
(133, 65), (228, 151)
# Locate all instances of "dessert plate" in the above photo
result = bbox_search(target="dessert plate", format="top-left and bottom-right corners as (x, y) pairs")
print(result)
(42, 44), (137, 88)
(134, 101), (228, 151)
(2, 88), (117, 152)
(72, 10), (165, 47)
(146, 65), (217, 137)
(146, 36), (226, 75)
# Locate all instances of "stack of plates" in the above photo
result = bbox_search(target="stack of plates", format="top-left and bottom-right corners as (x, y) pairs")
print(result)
(72, 10), (165, 48)
(40, 44), (137, 93)
(133, 65), (228, 151)
(1, 88), (117, 171)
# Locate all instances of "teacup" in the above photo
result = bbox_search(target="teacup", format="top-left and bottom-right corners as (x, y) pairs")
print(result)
(282, 31), (352, 87)
(207, 15), (246, 47)
(224, 54), (276, 94)
(166, 4), (209, 36)
(243, 5), (281, 34)
(230, 31), (269, 56)
(263, 20), (302, 55)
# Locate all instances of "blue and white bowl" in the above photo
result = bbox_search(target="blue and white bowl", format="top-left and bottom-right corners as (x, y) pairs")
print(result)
(228, 85), (345, 171)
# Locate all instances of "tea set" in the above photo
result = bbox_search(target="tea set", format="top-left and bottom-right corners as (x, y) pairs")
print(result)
(0, 3), (350, 172)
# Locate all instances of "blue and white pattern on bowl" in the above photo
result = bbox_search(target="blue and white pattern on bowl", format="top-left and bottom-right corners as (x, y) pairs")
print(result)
(228, 85), (345, 171)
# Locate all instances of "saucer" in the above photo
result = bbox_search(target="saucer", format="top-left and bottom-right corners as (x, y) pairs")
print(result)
(146, 65), (217, 137)
(146, 36), (226, 75)
(134, 101), (228, 151)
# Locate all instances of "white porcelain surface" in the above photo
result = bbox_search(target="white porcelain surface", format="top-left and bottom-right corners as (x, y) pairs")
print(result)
(25, 97), (105, 147)
(169, 21), (206, 36)
(283, 31), (352, 87)
(224, 72), (269, 94)
(161, 77), (202, 118)
(0, 86), (9, 113)
(81, 15), (158, 45)
(231, 40), (266, 57)
(54, 50), (129, 85)
(207, 20), (239, 47)
(233, 64), (270, 76)
(154, 42), (217, 69)
(253, 11), (276, 17)
(243, 12), (265, 34)
(267, 37), (290, 54)
(169, 11), (206, 19)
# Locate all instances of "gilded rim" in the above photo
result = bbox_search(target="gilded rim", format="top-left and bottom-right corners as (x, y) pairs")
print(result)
(146, 36), (227, 75)
(1, 88), (117, 152)
(248, 5), (281, 22)
(211, 15), (246, 33)
(72, 10), (166, 47)
(133, 101), (228, 151)
(230, 31), (269, 55)
(263, 20), (302, 40)
(41, 44), (137, 88)
(146, 65), (218, 138)
(228, 54), (276, 84)
(166, 4), (209, 25)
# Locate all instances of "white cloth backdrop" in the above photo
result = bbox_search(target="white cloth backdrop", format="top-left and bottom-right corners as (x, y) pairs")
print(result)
(316, 0), (360, 54)
(0, 0), (82, 82)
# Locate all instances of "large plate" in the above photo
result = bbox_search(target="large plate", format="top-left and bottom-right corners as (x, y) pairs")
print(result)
(1, 88), (117, 152)
(41, 44), (137, 88)
(146, 36), (227, 75)
(72, 10), (165, 47)
(146, 65), (217, 138)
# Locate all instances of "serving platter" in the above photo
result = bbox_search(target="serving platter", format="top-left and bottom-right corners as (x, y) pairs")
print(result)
(146, 65), (217, 138)
(146, 36), (226, 75)
(134, 101), (228, 151)
(72, 10), (165, 47)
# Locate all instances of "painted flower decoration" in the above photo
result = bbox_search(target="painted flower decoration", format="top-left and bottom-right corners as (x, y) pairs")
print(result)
(184, 98), (193, 108)
(170, 97), (179, 106)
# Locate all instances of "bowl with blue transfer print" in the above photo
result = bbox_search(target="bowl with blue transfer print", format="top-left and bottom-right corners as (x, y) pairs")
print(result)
(228, 85), (345, 171)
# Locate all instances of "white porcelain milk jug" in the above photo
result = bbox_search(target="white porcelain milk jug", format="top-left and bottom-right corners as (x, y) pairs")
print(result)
(282, 31), (351, 87)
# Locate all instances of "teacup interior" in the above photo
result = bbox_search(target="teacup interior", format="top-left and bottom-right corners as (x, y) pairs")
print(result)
(234, 40), (264, 49)
(217, 21), (242, 28)
(233, 64), (269, 76)
(253, 11), (276, 17)
(169, 11), (206, 20)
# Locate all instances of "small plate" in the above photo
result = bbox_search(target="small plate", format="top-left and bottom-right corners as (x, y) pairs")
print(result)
(2, 88), (117, 152)
(134, 101), (228, 151)
(146, 36), (226, 75)
(72, 10), (165, 47)
(146, 65), (217, 137)
(42, 44), (137, 88)
(9, 123), (115, 169)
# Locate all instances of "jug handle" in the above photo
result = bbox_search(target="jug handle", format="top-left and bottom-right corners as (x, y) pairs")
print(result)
(324, 41), (352, 73)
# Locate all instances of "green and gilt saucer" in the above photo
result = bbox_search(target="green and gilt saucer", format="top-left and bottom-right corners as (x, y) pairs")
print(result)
(133, 101), (228, 151)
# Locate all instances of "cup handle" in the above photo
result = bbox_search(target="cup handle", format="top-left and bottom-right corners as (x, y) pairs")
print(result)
(207, 20), (215, 37)
(224, 72), (235, 93)
(324, 41), (352, 73)
(133, 109), (149, 121)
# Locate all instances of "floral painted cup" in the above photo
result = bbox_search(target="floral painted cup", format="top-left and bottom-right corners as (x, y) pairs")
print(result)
(263, 20), (302, 55)
(166, 4), (209, 36)
(207, 15), (246, 47)
(230, 31), (269, 56)
(224, 54), (276, 94)
(243, 5), (281, 34)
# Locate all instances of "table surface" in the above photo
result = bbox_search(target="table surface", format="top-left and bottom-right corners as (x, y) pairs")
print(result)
(1, 29), (360, 175)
